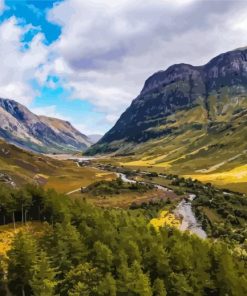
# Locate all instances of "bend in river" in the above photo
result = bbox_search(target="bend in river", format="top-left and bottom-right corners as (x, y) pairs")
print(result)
(74, 158), (207, 239)
(116, 171), (207, 239)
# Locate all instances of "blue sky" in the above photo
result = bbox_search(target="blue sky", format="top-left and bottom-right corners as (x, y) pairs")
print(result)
(0, 0), (246, 135)
(0, 0), (112, 134)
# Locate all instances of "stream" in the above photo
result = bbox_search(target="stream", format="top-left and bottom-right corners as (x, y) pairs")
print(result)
(117, 171), (207, 239)
(75, 158), (207, 239)
(174, 195), (207, 239)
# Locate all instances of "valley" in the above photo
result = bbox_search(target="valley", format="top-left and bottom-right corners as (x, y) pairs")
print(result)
(0, 143), (246, 295)
(0, 0), (247, 294)
(0, 47), (247, 295)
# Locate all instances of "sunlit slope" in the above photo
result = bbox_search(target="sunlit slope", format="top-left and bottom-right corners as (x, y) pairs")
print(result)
(116, 106), (247, 192)
(0, 139), (114, 192)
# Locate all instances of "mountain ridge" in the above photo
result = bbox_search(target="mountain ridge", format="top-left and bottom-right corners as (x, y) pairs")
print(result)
(86, 48), (247, 191)
(89, 47), (247, 148)
(0, 98), (92, 153)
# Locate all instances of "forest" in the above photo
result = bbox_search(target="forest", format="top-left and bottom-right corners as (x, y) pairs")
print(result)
(0, 183), (246, 296)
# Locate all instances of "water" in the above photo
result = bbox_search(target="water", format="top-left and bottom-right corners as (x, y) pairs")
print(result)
(80, 164), (207, 239)
(174, 194), (207, 239)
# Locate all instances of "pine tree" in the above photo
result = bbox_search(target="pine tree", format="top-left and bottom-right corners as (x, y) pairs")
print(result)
(214, 244), (247, 296)
(153, 278), (167, 296)
(7, 231), (37, 296)
(68, 282), (89, 296)
(93, 241), (113, 272)
(118, 261), (152, 296)
(60, 263), (103, 296)
(98, 273), (116, 296)
(29, 250), (57, 296)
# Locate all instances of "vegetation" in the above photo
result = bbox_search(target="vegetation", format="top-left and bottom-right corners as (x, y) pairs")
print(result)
(0, 183), (246, 295)
(163, 175), (247, 244)
(84, 177), (154, 196)
(0, 139), (115, 193)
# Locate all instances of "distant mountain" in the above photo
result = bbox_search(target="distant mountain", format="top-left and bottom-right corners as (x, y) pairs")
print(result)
(87, 48), (247, 190)
(0, 98), (92, 153)
(88, 134), (102, 144)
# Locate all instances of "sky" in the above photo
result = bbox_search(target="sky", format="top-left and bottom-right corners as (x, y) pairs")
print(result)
(0, 0), (247, 135)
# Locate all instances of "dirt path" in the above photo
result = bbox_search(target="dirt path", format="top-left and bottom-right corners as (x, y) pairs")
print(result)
(66, 188), (82, 195)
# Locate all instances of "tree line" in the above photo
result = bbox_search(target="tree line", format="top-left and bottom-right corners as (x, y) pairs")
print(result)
(0, 183), (246, 295)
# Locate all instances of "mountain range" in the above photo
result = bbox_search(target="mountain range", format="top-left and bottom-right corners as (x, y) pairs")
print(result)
(0, 98), (92, 153)
(87, 47), (247, 192)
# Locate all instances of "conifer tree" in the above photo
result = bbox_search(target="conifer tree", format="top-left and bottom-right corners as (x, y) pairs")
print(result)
(128, 261), (152, 296)
(29, 250), (57, 296)
(153, 278), (167, 296)
(7, 231), (37, 296)
(93, 241), (113, 272)
(98, 273), (116, 296)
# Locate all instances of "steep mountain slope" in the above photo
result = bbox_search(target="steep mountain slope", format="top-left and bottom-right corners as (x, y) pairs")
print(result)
(0, 98), (92, 153)
(87, 48), (247, 191)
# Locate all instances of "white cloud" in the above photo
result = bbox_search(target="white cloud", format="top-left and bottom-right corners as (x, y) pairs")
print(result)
(0, 17), (49, 105)
(1, 0), (247, 135)
(30, 105), (70, 121)
(46, 0), (247, 130)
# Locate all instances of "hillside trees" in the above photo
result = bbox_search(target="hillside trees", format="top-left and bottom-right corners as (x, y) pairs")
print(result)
(0, 183), (246, 295)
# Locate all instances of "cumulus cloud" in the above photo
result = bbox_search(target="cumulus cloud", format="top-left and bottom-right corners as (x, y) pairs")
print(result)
(30, 105), (70, 121)
(0, 16), (49, 105)
(46, 0), (247, 128)
(1, 0), (247, 134)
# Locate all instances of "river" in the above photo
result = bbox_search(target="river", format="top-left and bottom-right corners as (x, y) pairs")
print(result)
(72, 158), (207, 239)
(117, 171), (207, 239)
(174, 195), (207, 239)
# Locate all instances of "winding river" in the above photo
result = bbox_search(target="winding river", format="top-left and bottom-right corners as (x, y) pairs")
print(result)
(74, 158), (207, 239)
(117, 171), (207, 239)
(174, 195), (207, 239)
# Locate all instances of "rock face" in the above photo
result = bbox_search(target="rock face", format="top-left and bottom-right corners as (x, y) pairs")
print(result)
(88, 48), (247, 154)
(0, 98), (92, 153)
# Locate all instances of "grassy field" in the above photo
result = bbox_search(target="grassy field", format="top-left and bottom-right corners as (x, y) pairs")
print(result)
(44, 164), (115, 193)
(184, 164), (247, 194)
(71, 188), (176, 209)
(99, 153), (247, 194)
(0, 139), (117, 194)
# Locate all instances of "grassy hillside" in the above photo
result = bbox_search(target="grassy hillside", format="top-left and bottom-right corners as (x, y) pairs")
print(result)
(87, 49), (247, 193)
(98, 106), (247, 193)
(0, 139), (115, 193)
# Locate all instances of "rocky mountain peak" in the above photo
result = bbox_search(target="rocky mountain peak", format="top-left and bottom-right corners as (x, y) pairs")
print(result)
(0, 98), (92, 153)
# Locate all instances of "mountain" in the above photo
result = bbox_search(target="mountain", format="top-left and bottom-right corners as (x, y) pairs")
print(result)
(88, 134), (102, 144)
(87, 48), (247, 191)
(0, 98), (92, 153)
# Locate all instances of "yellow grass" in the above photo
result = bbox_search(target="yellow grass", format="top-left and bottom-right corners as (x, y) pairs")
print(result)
(0, 222), (44, 257)
(150, 210), (180, 230)
(123, 144), (209, 168)
(45, 165), (116, 193)
(185, 164), (247, 186)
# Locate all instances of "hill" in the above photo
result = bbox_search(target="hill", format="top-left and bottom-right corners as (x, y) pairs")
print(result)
(87, 48), (247, 192)
(0, 139), (114, 193)
(0, 98), (92, 153)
